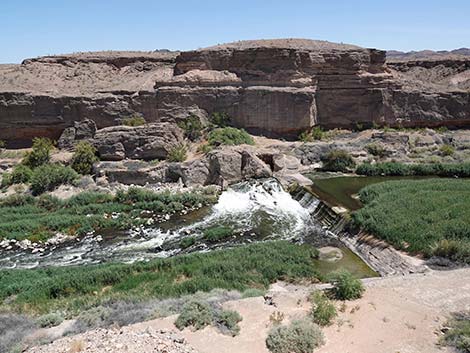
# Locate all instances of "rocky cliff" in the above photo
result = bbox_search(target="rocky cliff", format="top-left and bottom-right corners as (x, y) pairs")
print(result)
(1, 39), (469, 145)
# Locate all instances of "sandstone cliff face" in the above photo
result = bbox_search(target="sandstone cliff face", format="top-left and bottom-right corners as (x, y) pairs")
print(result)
(0, 40), (469, 144)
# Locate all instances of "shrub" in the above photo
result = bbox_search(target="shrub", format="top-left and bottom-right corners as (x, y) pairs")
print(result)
(309, 291), (337, 326)
(167, 144), (188, 162)
(441, 311), (470, 352)
(30, 164), (79, 195)
(180, 237), (196, 249)
(122, 114), (146, 126)
(210, 112), (231, 127)
(197, 143), (213, 154)
(266, 319), (324, 353)
(365, 143), (386, 158)
(321, 149), (355, 172)
(215, 310), (242, 336)
(71, 141), (98, 175)
(207, 127), (254, 146)
(22, 137), (54, 168)
(0, 140), (5, 149)
(299, 127), (324, 142)
(36, 312), (64, 328)
(203, 226), (233, 243)
(0, 193), (35, 207)
(440, 144), (455, 156)
(330, 271), (364, 300)
(1, 165), (33, 187)
(356, 162), (470, 177)
(175, 300), (214, 331)
(178, 114), (204, 141)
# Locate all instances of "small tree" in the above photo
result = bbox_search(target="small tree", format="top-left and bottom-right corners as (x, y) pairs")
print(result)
(71, 141), (98, 175)
(178, 114), (204, 141)
(23, 137), (54, 168)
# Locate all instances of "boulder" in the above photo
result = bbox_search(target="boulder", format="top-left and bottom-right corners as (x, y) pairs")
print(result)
(272, 153), (301, 172)
(93, 122), (184, 161)
(57, 118), (97, 149)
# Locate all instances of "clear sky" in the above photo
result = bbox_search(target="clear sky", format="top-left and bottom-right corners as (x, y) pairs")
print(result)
(1, 0), (469, 63)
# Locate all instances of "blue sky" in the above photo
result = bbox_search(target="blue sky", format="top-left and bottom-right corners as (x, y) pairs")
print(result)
(1, 0), (469, 63)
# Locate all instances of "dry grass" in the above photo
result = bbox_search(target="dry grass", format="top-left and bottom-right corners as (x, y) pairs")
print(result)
(69, 339), (85, 353)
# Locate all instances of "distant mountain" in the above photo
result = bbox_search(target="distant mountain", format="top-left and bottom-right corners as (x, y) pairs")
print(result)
(387, 48), (470, 61)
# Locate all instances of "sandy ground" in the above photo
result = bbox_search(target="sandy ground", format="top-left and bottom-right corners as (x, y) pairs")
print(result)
(140, 268), (470, 353)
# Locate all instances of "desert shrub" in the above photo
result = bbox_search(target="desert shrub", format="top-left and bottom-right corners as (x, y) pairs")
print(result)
(22, 137), (54, 168)
(175, 300), (214, 331)
(180, 236), (196, 249)
(36, 312), (64, 328)
(330, 270), (364, 300)
(299, 127), (324, 142)
(0, 193), (35, 207)
(122, 114), (146, 126)
(71, 141), (98, 175)
(197, 142), (213, 154)
(30, 164), (79, 195)
(215, 310), (242, 336)
(178, 114), (204, 141)
(167, 144), (187, 162)
(0, 314), (36, 353)
(210, 112), (231, 127)
(207, 127), (254, 146)
(441, 311), (470, 352)
(309, 291), (337, 326)
(203, 226), (233, 243)
(365, 143), (386, 157)
(1, 165), (33, 187)
(266, 318), (324, 353)
(241, 288), (266, 298)
(321, 149), (355, 172)
(440, 144), (455, 156)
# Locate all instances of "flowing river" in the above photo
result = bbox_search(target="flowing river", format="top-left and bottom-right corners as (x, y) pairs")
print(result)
(0, 178), (377, 277)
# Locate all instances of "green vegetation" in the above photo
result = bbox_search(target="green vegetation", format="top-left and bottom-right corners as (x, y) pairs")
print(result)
(22, 137), (54, 168)
(0, 241), (321, 315)
(178, 114), (204, 141)
(266, 319), (324, 353)
(167, 144), (188, 162)
(36, 312), (64, 328)
(353, 179), (470, 263)
(356, 162), (470, 177)
(299, 127), (324, 142)
(197, 142), (213, 154)
(440, 144), (455, 156)
(180, 236), (196, 249)
(0, 188), (215, 241)
(1, 165), (33, 187)
(175, 300), (213, 330)
(203, 225), (233, 243)
(216, 309), (243, 336)
(210, 112), (231, 128)
(309, 291), (337, 326)
(365, 143), (386, 158)
(0, 140), (5, 149)
(71, 141), (98, 175)
(121, 115), (146, 126)
(321, 149), (355, 172)
(329, 270), (365, 300)
(441, 311), (470, 352)
(30, 164), (79, 195)
(207, 127), (254, 146)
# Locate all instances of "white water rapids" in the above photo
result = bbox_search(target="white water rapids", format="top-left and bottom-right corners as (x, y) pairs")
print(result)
(0, 178), (322, 269)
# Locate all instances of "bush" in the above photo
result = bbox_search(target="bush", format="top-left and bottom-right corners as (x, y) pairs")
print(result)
(175, 300), (214, 331)
(321, 149), (355, 172)
(122, 115), (146, 126)
(440, 144), (455, 156)
(203, 226), (233, 243)
(180, 237), (196, 249)
(356, 162), (470, 177)
(365, 143), (387, 157)
(309, 291), (337, 326)
(266, 319), (324, 353)
(0, 194), (35, 207)
(22, 137), (54, 168)
(1, 165), (33, 187)
(197, 143), (213, 155)
(167, 144), (188, 162)
(71, 141), (98, 175)
(210, 112), (231, 127)
(299, 127), (324, 142)
(330, 271), (364, 300)
(215, 310), (242, 336)
(178, 114), (204, 141)
(30, 164), (79, 195)
(441, 311), (470, 352)
(36, 312), (64, 328)
(207, 127), (254, 146)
